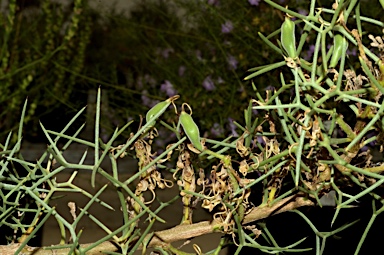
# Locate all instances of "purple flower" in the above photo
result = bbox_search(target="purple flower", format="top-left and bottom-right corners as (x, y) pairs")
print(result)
(126, 116), (134, 123)
(290, 87), (295, 97)
(202, 76), (216, 91)
(217, 77), (225, 84)
(141, 94), (151, 107)
(223, 40), (232, 47)
(141, 90), (159, 108)
(365, 131), (377, 147)
(227, 54), (238, 70)
(265, 85), (275, 91)
(101, 128), (109, 143)
(208, 0), (219, 5)
(136, 77), (143, 89)
(156, 47), (174, 59)
(178, 65), (186, 76)
(195, 49), (203, 61)
(137, 74), (157, 89)
(347, 47), (357, 56)
(248, 0), (260, 6)
(297, 8), (308, 16)
(303, 44), (316, 60)
(256, 136), (266, 146)
(160, 80), (178, 97)
(221, 20), (234, 34)
(227, 118), (239, 137)
(144, 74), (156, 87)
(211, 123), (224, 137)
(155, 128), (176, 154)
(112, 118), (121, 127)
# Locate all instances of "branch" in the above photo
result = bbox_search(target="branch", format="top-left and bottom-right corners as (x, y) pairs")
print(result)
(242, 193), (315, 224)
(0, 194), (314, 254)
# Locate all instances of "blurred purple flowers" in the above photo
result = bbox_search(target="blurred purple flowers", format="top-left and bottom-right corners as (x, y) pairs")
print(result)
(202, 76), (216, 91)
(217, 76), (225, 84)
(195, 49), (203, 61)
(256, 136), (266, 146)
(248, 0), (260, 6)
(207, 0), (219, 5)
(141, 90), (159, 108)
(297, 8), (308, 16)
(160, 80), (178, 97)
(154, 127), (177, 154)
(211, 122), (224, 137)
(156, 47), (174, 59)
(347, 47), (357, 56)
(303, 42), (356, 62)
(227, 54), (238, 70)
(221, 20), (234, 33)
(228, 118), (239, 137)
(178, 65), (186, 76)
(136, 74), (157, 90)
(303, 44), (316, 60)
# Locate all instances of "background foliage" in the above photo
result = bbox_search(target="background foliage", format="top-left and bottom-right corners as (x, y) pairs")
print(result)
(0, 0), (290, 143)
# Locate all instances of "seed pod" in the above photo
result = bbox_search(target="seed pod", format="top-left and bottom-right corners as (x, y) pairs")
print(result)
(180, 104), (203, 152)
(329, 33), (347, 68)
(146, 101), (169, 127)
(281, 16), (297, 59)
(145, 95), (179, 130)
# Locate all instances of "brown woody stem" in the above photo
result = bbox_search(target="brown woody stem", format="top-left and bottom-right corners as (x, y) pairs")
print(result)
(2, 193), (314, 255)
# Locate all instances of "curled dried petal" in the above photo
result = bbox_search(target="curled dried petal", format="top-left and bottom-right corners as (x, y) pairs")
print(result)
(239, 160), (249, 176)
(144, 188), (156, 204)
(137, 179), (149, 192)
